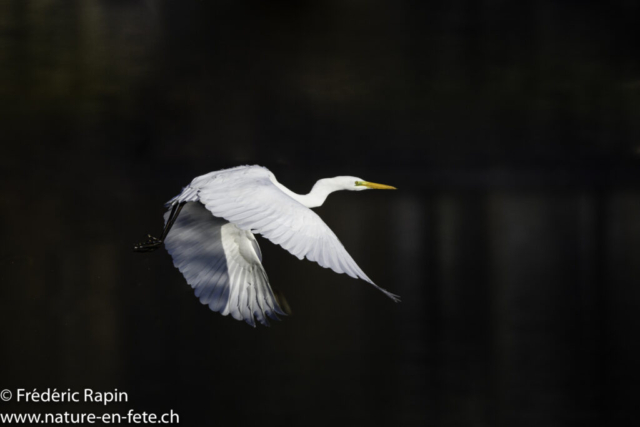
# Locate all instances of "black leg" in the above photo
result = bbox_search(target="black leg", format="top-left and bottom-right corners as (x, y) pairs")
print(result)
(133, 202), (186, 252)
(161, 202), (185, 240)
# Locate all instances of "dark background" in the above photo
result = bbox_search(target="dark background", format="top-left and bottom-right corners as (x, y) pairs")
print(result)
(1, 1), (640, 426)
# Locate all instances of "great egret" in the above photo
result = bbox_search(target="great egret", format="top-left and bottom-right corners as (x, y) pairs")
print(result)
(134, 165), (399, 326)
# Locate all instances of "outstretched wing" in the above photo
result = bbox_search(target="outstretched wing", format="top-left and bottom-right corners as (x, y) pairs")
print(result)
(163, 201), (286, 327)
(172, 166), (399, 301)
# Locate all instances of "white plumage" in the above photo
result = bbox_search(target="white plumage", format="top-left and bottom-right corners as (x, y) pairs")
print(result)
(156, 165), (399, 326)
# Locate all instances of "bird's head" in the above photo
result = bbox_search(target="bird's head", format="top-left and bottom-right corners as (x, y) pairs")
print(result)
(328, 176), (397, 192)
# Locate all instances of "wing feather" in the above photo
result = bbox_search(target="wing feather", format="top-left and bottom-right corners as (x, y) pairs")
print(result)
(164, 201), (285, 326)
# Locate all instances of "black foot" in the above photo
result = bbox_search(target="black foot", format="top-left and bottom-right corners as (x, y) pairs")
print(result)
(133, 235), (163, 252)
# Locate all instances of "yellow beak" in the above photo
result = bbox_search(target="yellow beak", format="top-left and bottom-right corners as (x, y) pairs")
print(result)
(362, 181), (397, 190)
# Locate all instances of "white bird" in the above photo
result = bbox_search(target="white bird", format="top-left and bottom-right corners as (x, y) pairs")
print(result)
(134, 165), (399, 327)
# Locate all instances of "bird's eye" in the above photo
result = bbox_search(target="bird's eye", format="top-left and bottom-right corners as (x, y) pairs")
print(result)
(355, 181), (364, 186)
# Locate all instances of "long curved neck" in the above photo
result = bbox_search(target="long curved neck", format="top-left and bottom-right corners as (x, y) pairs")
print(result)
(270, 177), (338, 208)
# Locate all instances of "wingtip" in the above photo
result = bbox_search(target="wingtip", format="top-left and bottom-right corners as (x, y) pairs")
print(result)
(387, 292), (402, 303)
(362, 277), (401, 303)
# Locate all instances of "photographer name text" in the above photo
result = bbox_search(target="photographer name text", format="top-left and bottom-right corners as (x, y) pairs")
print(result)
(15, 389), (127, 405)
